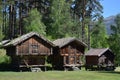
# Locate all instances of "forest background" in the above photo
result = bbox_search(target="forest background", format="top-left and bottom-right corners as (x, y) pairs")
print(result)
(0, 0), (120, 66)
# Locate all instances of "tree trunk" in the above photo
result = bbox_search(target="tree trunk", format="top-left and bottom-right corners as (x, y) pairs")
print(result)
(81, 0), (86, 42)
(88, 23), (91, 50)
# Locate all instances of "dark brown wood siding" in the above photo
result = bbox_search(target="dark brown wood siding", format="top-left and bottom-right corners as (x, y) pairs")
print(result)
(53, 42), (85, 70)
(85, 56), (98, 65)
(16, 36), (51, 55)
(60, 43), (84, 65)
(61, 45), (83, 65)
(85, 50), (115, 71)
(5, 35), (53, 70)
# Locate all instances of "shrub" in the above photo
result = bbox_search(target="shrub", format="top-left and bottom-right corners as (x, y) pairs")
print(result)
(0, 55), (11, 64)
(0, 49), (11, 64)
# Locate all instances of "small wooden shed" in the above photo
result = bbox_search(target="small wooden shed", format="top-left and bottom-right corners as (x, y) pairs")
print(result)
(52, 37), (87, 70)
(3, 32), (55, 71)
(85, 48), (115, 70)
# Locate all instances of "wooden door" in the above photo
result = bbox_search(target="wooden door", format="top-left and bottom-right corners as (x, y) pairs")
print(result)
(70, 56), (75, 64)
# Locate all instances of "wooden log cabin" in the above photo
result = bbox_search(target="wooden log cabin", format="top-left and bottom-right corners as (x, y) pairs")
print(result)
(52, 37), (87, 70)
(3, 32), (55, 71)
(85, 48), (115, 71)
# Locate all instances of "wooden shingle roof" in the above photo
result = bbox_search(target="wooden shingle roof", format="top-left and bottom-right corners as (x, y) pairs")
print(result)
(85, 48), (113, 57)
(0, 40), (10, 46)
(3, 32), (55, 47)
(53, 37), (87, 48)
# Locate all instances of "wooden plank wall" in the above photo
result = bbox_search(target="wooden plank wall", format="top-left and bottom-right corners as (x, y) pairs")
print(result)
(60, 44), (83, 66)
(17, 37), (51, 55)
(85, 56), (98, 65)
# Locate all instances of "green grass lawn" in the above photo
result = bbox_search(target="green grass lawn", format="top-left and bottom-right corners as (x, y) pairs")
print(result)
(0, 70), (120, 80)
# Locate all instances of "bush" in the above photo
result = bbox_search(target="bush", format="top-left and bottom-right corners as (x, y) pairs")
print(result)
(0, 55), (11, 64)
(0, 49), (11, 64)
(0, 49), (12, 71)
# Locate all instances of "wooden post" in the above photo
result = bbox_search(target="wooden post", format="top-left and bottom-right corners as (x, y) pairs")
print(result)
(74, 46), (77, 64)
(64, 56), (66, 65)
(68, 46), (71, 64)
(44, 66), (46, 71)
(44, 55), (47, 71)
(28, 41), (31, 54)
(16, 46), (18, 55)
(50, 48), (53, 55)
(23, 59), (29, 67)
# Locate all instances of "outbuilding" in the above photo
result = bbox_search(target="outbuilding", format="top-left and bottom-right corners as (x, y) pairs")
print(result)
(52, 37), (87, 70)
(3, 32), (55, 71)
(85, 48), (115, 70)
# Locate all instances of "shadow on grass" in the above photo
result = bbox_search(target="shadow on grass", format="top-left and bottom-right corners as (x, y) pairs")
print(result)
(97, 71), (120, 74)
(0, 63), (13, 72)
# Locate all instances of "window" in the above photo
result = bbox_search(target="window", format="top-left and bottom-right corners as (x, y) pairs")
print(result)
(31, 44), (39, 53)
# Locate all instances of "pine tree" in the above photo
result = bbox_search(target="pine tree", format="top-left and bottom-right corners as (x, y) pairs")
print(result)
(0, 1), (2, 28)
(91, 17), (108, 48)
(108, 14), (120, 65)
(46, 0), (81, 39)
(0, 1), (4, 41)
(72, 0), (103, 43)
(23, 8), (46, 36)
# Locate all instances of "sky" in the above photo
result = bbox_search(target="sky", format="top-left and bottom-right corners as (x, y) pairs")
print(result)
(101, 0), (120, 18)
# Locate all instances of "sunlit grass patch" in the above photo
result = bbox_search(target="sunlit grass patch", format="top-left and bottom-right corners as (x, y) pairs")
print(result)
(0, 70), (120, 80)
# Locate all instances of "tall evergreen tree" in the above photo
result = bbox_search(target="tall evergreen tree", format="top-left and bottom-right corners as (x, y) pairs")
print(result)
(90, 17), (108, 48)
(47, 0), (80, 39)
(1, 0), (50, 39)
(72, 0), (103, 43)
(0, 1), (2, 27)
(0, 1), (4, 41)
(1, 0), (103, 42)
(1, 0), (17, 39)
(108, 14), (120, 65)
(23, 8), (46, 36)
